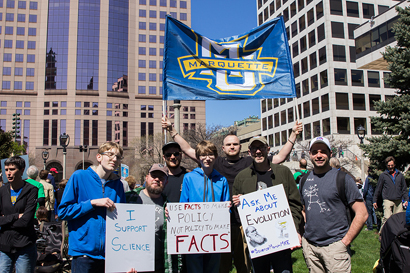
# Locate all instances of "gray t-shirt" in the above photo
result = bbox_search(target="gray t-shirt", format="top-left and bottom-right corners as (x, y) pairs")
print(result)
(301, 168), (363, 246)
(135, 191), (165, 271)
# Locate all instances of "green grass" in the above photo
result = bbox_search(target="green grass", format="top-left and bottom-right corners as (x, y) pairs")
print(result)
(230, 227), (380, 273)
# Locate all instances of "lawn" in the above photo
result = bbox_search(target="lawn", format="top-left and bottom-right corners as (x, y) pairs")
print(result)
(230, 227), (380, 273)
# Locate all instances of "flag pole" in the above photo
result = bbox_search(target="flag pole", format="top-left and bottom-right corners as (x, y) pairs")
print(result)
(294, 97), (299, 122)
(163, 100), (167, 144)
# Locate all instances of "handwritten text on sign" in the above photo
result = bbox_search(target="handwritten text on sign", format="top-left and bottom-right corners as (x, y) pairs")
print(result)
(238, 185), (299, 259)
(106, 204), (155, 273)
(167, 202), (231, 254)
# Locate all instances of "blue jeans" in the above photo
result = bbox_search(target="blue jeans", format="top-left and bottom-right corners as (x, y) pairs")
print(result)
(185, 253), (220, 273)
(365, 199), (374, 230)
(72, 256), (105, 273)
(0, 243), (37, 273)
(251, 249), (292, 273)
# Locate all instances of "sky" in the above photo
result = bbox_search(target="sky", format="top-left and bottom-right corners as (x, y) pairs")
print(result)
(191, 0), (260, 127)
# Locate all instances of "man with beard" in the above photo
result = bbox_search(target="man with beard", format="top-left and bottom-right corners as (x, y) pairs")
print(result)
(232, 136), (302, 273)
(162, 142), (187, 203)
(162, 117), (302, 273)
(300, 137), (367, 272)
(126, 163), (169, 273)
(245, 226), (267, 248)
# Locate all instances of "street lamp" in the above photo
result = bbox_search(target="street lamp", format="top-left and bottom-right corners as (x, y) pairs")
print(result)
(60, 133), (70, 179)
(357, 124), (366, 144)
(42, 149), (49, 170)
(79, 145), (88, 170)
(356, 124), (366, 183)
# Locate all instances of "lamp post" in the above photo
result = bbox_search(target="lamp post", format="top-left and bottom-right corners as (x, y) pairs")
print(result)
(79, 145), (88, 170)
(60, 133), (70, 179)
(356, 124), (366, 182)
(42, 149), (49, 170)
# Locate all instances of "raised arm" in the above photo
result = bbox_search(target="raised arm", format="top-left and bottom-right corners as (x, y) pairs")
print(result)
(162, 116), (198, 163)
(272, 121), (303, 164)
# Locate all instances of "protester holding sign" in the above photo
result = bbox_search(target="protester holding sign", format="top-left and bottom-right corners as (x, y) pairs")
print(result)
(126, 163), (172, 273)
(179, 140), (230, 273)
(300, 137), (367, 272)
(58, 142), (126, 273)
(232, 136), (302, 273)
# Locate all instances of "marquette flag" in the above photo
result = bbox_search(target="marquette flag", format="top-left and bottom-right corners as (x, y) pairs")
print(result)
(163, 16), (296, 100)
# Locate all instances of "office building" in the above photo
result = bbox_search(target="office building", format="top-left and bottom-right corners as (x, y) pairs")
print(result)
(257, 0), (399, 154)
(0, 0), (205, 179)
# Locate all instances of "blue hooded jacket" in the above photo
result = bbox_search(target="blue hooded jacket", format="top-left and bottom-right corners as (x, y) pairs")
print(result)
(58, 166), (125, 259)
(179, 167), (230, 203)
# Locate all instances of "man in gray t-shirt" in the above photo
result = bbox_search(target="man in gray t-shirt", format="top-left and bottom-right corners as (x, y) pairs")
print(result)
(300, 137), (367, 272)
(126, 163), (168, 273)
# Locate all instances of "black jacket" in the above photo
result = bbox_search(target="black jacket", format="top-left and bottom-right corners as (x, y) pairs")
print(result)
(0, 181), (38, 252)
(373, 169), (408, 204)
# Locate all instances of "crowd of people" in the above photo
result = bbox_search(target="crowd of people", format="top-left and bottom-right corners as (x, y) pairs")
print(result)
(0, 116), (409, 273)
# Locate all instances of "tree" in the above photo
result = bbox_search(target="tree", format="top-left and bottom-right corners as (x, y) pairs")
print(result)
(360, 6), (410, 186)
(0, 129), (26, 160)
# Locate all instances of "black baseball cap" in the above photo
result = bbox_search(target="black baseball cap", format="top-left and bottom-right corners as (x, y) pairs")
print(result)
(162, 142), (181, 153)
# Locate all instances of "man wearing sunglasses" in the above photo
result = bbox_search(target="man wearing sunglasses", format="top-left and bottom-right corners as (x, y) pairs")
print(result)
(58, 141), (126, 273)
(162, 142), (187, 203)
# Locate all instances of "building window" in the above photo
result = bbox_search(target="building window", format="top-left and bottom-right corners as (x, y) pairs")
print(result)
(300, 36), (307, 53)
(149, 10), (156, 18)
(333, 45), (346, 62)
(293, 62), (299, 78)
(295, 83), (301, 98)
(369, 94), (381, 111)
(346, 1), (359, 17)
(383, 72), (391, 88)
(27, 54), (35, 62)
(291, 21), (297, 38)
(139, 22), (146, 29)
(17, 27), (24, 35)
(330, 0), (343, 16)
(139, 34), (146, 42)
(283, 8), (289, 22)
(149, 73), (156, 81)
(323, 118), (331, 135)
(312, 98), (319, 115)
(149, 86), (156, 94)
(138, 60), (146, 68)
(321, 94), (329, 112)
(288, 107), (294, 123)
(320, 70), (328, 88)
(301, 57), (308, 74)
(316, 1), (323, 19)
(362, 3), (374, 19)
(368, 71), (380, 87)
(149, 48), (156, 55)
(334, 69), (347, 85)
(317, 23), (325, 42)
(4, 40), (12, 48)
(2, 81), (10, 89)
(378, 5), (389, 14)
(3, 67), (11, 75)
(309, 30), (315, 47)
(16, 40), (24, 48)
(336, 92), (349, 109)
(14, 81), (22, 90)
(5, 26), (13, 35)
(138, 86), (146, 94)
(139, 47), (146, 55)
(331, 22), (344, 38)
(349, 46), (356, 62)
(7, 0), (15, 8)
(304, 123), (312, 140)
(138, 73), (146, 81)
(29, 1), (37, 10)
(149, 23), (156, 30)
(180, 13), (187, 21)
(27, 41), (35, 49)
(311, 75), (318, 92)
(310, 52), (317, 69)
(6, 13), (14, 21)
(28, 14), (36, 23)
(303, 101), (310, 118)
(319, 46), (326, 65)
(351, 70), (364, 86)
(299, 15), (306, 32)
(337, 117), (350, 134)
(292, 41), (299, 57)
(307, 8), (314, 26)
(353, 94), (366, 110)
(15, 67), (23, 76)
(28, 27), (36, 36)
(149, 35), (156, 43)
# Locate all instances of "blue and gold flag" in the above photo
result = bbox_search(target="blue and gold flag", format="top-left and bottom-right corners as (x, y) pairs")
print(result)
(163, 16), (295, 100)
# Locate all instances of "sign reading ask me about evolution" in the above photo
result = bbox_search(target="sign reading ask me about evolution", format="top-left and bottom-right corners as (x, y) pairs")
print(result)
(167, 201), (231, 254)
(237, 185), (299, 259)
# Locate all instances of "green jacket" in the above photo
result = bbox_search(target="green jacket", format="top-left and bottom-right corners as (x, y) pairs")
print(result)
(233, 161), (303, 232)
(125, 187), (182, 273)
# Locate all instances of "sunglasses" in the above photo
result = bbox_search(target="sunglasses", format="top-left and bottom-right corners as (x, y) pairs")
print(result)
(164, 152), (181, 158)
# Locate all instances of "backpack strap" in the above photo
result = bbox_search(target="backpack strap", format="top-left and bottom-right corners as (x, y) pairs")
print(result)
(336, 170), (348, 207)
(299, 171), (310, 195)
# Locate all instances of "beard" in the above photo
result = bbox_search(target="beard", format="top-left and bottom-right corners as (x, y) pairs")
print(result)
(250, 233), (266, 244)
(147, 184), (163, 195)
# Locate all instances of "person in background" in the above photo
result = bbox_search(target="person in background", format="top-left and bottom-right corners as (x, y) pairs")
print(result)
(329, 157), (340, 169)
(125, 175), (137, 190)
(48, 168), (58, 190)
(39, 170), (55, 222)
(293, 159), (309, 188)
(25, 165), (46, 218)
(54, 179), (68, 221)
(363, 171), (377, 231)
(0, 156), (38, 273)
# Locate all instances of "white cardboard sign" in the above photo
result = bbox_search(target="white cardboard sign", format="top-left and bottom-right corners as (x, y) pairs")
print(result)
(238, 185), (299, 259)
(167, 202), (231, 254)
(106, 204), (155, 272)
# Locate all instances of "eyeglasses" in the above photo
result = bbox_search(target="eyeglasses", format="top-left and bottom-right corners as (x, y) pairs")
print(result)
(101, 152), (124, 160)
(164, 152), (181, 158)
(199, 154), (215, 159)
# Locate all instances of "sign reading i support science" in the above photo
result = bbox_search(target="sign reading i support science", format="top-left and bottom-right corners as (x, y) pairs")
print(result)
(167, 201), (231, 254)
(105, 204), (155, 273)
(237, 185), (299, 259)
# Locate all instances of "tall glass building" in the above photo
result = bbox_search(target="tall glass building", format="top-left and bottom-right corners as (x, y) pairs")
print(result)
(257, 0), (398, 154)
(0, 0), (205, 178)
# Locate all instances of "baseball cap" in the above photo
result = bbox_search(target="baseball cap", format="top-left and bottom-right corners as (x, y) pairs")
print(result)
(50, 168), (58, 173)
(249, 136), (268, 147)
(149, 163), (168, 176)
(309, 137), (331, 151)
(162, 142), (181, 153)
